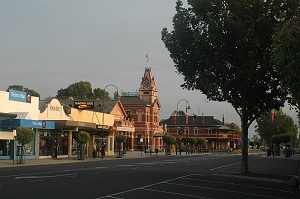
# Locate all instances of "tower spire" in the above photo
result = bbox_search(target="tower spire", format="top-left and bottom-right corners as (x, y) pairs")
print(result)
(146, 50), (150, 68)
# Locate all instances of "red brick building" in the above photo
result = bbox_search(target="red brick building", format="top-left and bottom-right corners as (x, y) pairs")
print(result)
(120, 67), (164, 151)
(160, 113), (239, 150)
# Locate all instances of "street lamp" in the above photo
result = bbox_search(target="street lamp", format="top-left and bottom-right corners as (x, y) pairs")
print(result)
(101, 84), (119, 145)
(145, 125), (148, 153)
(176, 99), (191, 155)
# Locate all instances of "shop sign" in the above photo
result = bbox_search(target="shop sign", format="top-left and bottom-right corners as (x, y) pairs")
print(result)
(116, 126), (135, 132)
(73, 101), (94, 109)
(9, 89), (31, 103)
(62, 127), (78, 132)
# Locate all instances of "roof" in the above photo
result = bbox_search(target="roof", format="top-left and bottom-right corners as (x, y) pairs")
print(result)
(59, 99), (119, 114)
(161, 115), (223, 126)
(120, 96), (147, 105)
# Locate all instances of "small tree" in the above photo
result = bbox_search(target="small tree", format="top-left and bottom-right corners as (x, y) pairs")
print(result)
(188, 137), (197, 153)
(115, 135), (128, 157)
(162, 134), (176, 154)
(196, 137), (207, 149)
(76, 131), (90, 160)
(16, 127), (34, 164)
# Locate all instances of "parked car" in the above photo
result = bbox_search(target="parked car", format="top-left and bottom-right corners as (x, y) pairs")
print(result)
(260, 146), (268, 150)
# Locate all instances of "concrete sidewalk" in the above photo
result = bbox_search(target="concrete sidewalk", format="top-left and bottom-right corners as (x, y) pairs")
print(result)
(0, 150), (169, 168)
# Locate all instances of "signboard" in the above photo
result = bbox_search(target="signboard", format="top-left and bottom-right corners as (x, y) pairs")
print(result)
(9, 89), (31, 103)
(61, 127), (78, 132)
(116, 126), (135, 132)
(73, 101), (94, 109)
(138, 138), (143, 144)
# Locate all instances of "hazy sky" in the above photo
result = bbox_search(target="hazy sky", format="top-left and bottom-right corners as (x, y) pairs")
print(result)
(0, 0), (297, 135)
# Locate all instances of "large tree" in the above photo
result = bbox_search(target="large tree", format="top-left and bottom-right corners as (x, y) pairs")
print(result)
(162, 0), (300, 173)
(56, 81), (110, 100)
(272, 15), (300, 125)
(7, 85), (40, 98)
(256, 109), (298, 145)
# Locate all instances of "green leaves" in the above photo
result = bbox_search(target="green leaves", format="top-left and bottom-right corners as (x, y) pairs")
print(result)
(77, 131), (91, 144)
(115, 135), (128, 143)
(56, 81), (110, 100)
(272, 16), (300, 113)
(162, 134), (176, 145)
(16, 127), (35, 146)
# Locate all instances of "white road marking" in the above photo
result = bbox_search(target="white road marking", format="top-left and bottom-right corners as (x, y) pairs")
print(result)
(135, 163), (157, 165)
(210, 162), (240, 170)
(96, 174), (195, 199)
(116, 165), (134, 167)
(15, 173), (77, 180)
(166, 182), (284, 199)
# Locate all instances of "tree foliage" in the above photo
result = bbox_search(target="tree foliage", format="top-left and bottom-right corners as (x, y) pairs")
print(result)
(7, 85), (40, 98)
(188, 137), (197, 146)
(115, 135), (128, 143)
(162, 134), (176, 145)
(56, 81), (110, 100)
(16, 127), (35, 146)
(161, 0), (299, 174)
(272, 134), (291, 144)
(196, 137), (207, 147)
(256, 109), (298, 145)
(76, 131), (91, 144)
(272, 15), (300, 124)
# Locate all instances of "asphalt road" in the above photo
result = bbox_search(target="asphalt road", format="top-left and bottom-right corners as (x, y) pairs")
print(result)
(0, 153), (298, 199)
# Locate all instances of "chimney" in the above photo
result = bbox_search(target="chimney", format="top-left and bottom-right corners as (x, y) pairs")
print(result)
(202, 113), (204, 124)
(172, 114), (176, 125)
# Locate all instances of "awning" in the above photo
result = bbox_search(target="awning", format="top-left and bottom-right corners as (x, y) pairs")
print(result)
(54, 120), (96, 129)
(0, 112), (17, 120)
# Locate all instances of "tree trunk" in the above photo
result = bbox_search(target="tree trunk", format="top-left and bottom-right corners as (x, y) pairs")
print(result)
(19, 145), (24, 164)
(80, 143), (85, 160)
(241, 114), (249, 174)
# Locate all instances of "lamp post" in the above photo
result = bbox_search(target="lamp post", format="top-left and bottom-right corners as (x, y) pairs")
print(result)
(145, 125), (148, 153)
(13, 129), (16, 165)
(176, 99), (191, 155)
(101, 84), (119, 145)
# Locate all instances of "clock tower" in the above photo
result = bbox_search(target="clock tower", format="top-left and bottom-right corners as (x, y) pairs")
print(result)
(139, 67), (157, 104)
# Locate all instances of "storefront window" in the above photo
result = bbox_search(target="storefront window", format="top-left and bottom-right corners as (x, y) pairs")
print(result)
(57, 132), (68, 155)
(23, 139), (35, 156)
(39, 131), (52, 156)
(0, 140), (12, 156)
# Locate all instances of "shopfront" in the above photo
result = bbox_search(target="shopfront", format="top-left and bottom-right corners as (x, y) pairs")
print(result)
(0, 119), (55, 159)
(54, 120), (96, 158)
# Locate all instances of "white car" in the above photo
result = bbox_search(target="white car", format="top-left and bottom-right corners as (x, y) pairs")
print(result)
(260, 146), (267, 150)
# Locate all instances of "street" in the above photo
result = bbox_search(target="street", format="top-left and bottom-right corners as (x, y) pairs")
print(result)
(0, 153), (299, 199)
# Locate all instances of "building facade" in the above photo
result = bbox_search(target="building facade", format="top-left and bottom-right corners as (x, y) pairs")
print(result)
(120, 67), (164, 151)
(161, 113), (239, 150)
(0, 89), (55, 160)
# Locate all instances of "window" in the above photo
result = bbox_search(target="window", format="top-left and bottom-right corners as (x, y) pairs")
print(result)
(137, 110), (143, 122)
(208, 129), (212, 134)
(194, 128), (198, 135)
(185, 127), (189, 135)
